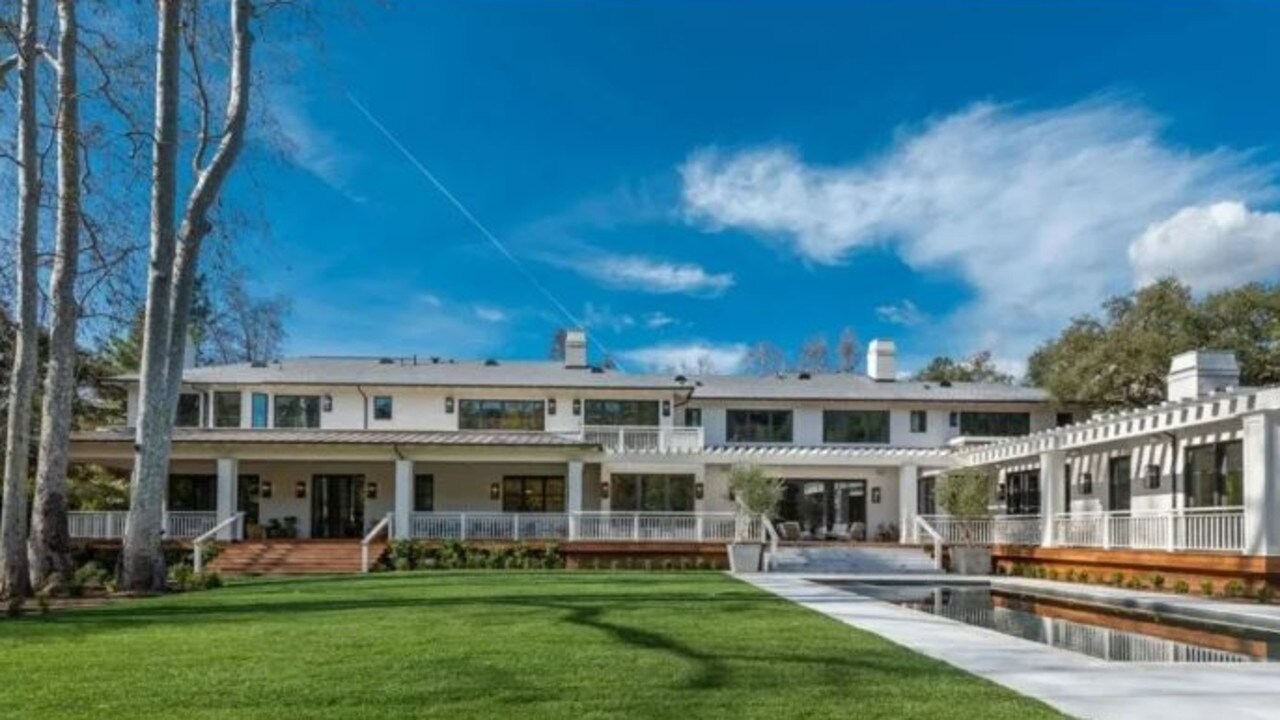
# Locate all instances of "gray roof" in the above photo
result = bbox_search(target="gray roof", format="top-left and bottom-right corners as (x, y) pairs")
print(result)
(72, 427), (595, 447)
(685, 373), (1048, 403)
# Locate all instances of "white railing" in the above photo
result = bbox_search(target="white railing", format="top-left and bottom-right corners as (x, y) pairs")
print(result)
(916, 514), (1042, 546)
(580, 425), (704, 453)
(1051, 507), (1244, 553)
(164, 511), (220, 539)
(407, 511), (753, 543)
(361, 513), (394, 573)
(68, 510), (222, 540)
(914, 516), (944, 570)
(193, 512), (246, 574)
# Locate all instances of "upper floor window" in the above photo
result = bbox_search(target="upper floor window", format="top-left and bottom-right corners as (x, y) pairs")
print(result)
(274, 395), (321, 429)
(909, 410), (928, 434)
(684, 408), (702, 427)
(251, 393), (269, 428)
(823, 410), (890, 444)
(726, 409), (792, 443)
(584, 399), (659, 427)
(213, 391), (242, 428)
(459, 399), (545, 431)
(373, 395), (394, 421)
(958, 411), (1029, 436)
(176, 393), (202, 428)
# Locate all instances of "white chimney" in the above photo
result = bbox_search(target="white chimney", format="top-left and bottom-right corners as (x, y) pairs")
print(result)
(1166, 350), (1240, 401)
(564, 329), (588, 368)
(867, 339), (896, 382)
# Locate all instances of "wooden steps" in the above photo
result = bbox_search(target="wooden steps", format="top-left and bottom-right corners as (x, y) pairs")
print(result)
(209, 540), (384, 575)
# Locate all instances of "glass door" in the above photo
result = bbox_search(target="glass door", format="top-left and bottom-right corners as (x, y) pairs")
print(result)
(311, 475), (365, 538)
(1108, 457), (1132, 512)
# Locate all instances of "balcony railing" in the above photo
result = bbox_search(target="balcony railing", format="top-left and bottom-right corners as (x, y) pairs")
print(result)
(917, 514), (1043, 546)
(68, 510), (220, 540)
(408, 511), (755, 543)
(579, 426), (704, 453)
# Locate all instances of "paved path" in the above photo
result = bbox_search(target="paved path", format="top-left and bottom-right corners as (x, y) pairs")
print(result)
(742, 574), (1280, 720)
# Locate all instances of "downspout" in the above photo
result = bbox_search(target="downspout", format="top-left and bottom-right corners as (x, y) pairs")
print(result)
(356, 384), (369, 430)
(1162, 431), (1179, 509)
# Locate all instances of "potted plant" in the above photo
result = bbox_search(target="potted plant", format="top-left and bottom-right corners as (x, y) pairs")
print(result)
(726, 464), (783, 573)
(935, 468), (995, 575)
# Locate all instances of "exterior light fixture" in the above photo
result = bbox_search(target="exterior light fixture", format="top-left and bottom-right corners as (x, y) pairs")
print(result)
(548, 398), (557, 415)
(572, 399), (582, 416)
(489, 482), (500, 501)
(872, 487), (881, 504)
(445, 396), (455, 414)
(322, 394), (333, 412)
(366, 482), (378, 500)
(600, 481), (609, 499)
(695, 483), (704, 500)
(295, 481), (307, 499)
(662, 400), (671, 417)
(260, 481), (273, 499)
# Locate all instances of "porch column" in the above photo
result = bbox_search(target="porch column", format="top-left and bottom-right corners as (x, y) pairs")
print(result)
(1243, 410), (1280, 556)
(898, 464), (918, 544)
(567, 460), (584, 541)
(394, 459), (413, 540)
(215, 457), (238, 540)
(1038, 449), (1064, 548)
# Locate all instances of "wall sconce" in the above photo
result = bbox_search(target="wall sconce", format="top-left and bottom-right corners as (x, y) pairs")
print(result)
(489, 482), (500, 501)
(1145, 464), (1161, 489)
(366, 482), (378, 500)
(260, 481), (273, 499)
(548, 398), (557, 415)
(572, 398), (582, 416)
(872, 487), (881, 504)
(695, 483), (704, 500)
(445, 396), (455, 414)
(295, 481), (307, 499)
(600, 481), (609, 499)
(996, 481), (1007, 501)
(322, 394), (333, 412)
(662, 400), (671, 417)
(1080, 472), (1093, 495)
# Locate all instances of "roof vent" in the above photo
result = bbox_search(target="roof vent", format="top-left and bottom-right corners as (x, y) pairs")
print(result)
(378, 357), (395, 365)
(940, 380), (952, 387)
(430, 356), (440, 364)
(589, 366), (605, 374)
(674, 374), (688, 383)
(484, 359), (499, 366)
(797, 371), (812, 380)
(250, 360), (268, 368)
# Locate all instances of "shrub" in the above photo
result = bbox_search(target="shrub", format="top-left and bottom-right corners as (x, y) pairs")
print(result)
(1256, 584), (1275, 604)
(935, 468), (994, 545)
(1078, 572), (1090, 584)
(1111, 572), (1125, 587)
(199, 571), (224, 590)
(1035, 566), (1047, 579)
(393, 557), (412, 572)
(1065, 568), (1077, 582)
(1048, 569), (1060, 581)
(1173, 580), (1190, 594)
(1151, 574), (1165, 590)
(1225, 580), (1247, 599)
(1200, 580), (1215, 596)
(167, 564), (194, 590)
(1125, 576), (1144, 590)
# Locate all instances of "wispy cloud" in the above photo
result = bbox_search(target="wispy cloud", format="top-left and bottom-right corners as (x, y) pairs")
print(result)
(265, 87), (364, 201)
(582, 302), (636, 332)
(680, 98), (1276, 358)
(570, 254), (734, 296)
(644, 311), (677, 329)
(875, 299), (927, 327)
(621, 341), (748, 373)
(474, 306), (508, 323)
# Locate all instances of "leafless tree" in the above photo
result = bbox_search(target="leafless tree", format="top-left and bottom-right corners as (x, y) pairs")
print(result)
(795, 334), (831, 373)
(837, 327), (858, 373)
(742, 341), (786, 376)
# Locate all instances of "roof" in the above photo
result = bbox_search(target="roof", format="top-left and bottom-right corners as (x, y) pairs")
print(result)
(70, 427), (596, 448)
(685, 373), (1049, 403)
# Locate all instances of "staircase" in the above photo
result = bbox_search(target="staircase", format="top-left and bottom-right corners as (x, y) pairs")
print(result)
(767, 544), (941, 575)
(209, 540), (384, 575)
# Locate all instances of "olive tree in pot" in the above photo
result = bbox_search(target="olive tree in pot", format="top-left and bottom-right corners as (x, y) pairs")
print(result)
(726, 464), (783, 573)
(935, 468), (995, 575)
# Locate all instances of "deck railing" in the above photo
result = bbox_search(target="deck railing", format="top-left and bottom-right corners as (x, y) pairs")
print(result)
(579, 426), (704, 453)
(916, 514), (1043, 546)
(68, 510), (220, 540)
(1051, 507), (1244, 553)
(407, 511), (754, 543)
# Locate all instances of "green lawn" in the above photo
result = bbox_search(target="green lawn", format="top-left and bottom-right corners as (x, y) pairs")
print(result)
(0, 572), (1062, 719)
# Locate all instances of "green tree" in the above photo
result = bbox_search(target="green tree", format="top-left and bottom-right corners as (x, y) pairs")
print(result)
(912, 351), (1014, 385)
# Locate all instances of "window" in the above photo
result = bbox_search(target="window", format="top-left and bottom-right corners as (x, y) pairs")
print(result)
(1185, 440), (1243, 508)
(373, 395), (393, 421)
(823, 410), (890, 444)
(910, 410), (928, 433)
(1056, 412), (1074, 427)
(959, 411), (1030, 436)
(1063, 463), (1072, 510)
(274, 395), (321, 428)
(949, 411), (958, 428)
(726, 410), (793, 443)
(1005, 470), (1040, 515)
(168, 474), (216, 511)
(917, 476), (937, 515)
(584, 399), (659, 426)
(238, 475), (260, 525)
(175, 393), (202, 428)
(684, 408), (702, 427)
(501, 476), (565, 512)
(1108, 456), (1132, 511)
(611, 474), (696, 512)
(459, 400), (545, 431)
(213, 391), (242, 428)
(251, 393), (269, 428)
(413, 474), (434, 512)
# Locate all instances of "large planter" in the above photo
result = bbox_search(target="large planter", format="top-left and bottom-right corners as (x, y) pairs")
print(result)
(728, 542), (764, 574)
(950, 546), (992, 575)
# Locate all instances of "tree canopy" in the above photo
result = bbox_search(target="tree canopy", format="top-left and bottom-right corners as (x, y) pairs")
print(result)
(912, 351), (1014, 385)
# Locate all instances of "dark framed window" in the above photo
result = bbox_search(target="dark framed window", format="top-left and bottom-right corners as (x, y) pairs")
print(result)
(1005, 469), (1040, 515)
(459, 400), (545, 431)
(175, 393), (202, 428)
(584, 399), (660, 426)
(274, 395), (321, 428)
(213, 391), (242, 428)
(413, 474), (434, 512)
(949, 411), (958, 428)
(684, 408), (702, 427)
(501, 476), (565, 512)
(610, 474), (696, 512)
(823, 410), (890, 444)
(1063, 463), (1072, 510)
(1185, 440), (1243, 508)
(251, 393), (269, 428)
(1108, 456), (1132, 511)
(168, 474), (216, 511)
(373, 395), (393, 421)
(959, 412), (1030, 436)
(238, 474), (260, 525)
(910, 410), (928, 434)
(917, 476), (937, 515)
(726, 410), (793, 443)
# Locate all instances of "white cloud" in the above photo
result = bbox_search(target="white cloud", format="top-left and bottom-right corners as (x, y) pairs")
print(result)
(582, 303), (636, 332)
(875, 299), (927, 327)
(621, 341), (748, 373)
(474, 306), (508, 323)
(680, 99), (1276, 359)
(644, 311), (677, 329)
(1130, 201), (1280, 292)
(266, 88), (363, 200)
(571, 254), (734, 296)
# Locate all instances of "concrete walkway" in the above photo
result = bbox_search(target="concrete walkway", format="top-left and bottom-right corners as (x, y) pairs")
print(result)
(742, 574), (1280, 720)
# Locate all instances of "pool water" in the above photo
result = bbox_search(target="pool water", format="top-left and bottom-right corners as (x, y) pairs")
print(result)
(823, 581), (1280, 663)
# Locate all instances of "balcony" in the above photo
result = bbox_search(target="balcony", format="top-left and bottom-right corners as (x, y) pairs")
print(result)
(579, 425), (704, 453)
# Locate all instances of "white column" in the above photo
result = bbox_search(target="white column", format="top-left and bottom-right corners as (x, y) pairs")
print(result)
(898, 464), (918, 544)
(215, 457), (238, 540)
(394, 459), (413, 540)
(1038, 449), (1064, 548)
(1243, 410), (1280, 556)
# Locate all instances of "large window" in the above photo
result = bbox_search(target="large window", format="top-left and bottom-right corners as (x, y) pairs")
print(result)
(459, 400), (545, 431)
(274, 395), (321, 428)
(501, 476), (565, 512)
(1004, 469), (1040, 515)
(213, 391), (242, 428)
(251, 393), (269, 428)
(168, 474), (216, 511)
(175, 393), (201, 428)
(823, 410), (890, 444)
(959, 411), (1030, 437)
(413, 474), (434, 512)
(1185, 440), (1243, 508)
(726, 409), (793, 443)
(584, 399), (659, 426)
(611, 474), (696, 512)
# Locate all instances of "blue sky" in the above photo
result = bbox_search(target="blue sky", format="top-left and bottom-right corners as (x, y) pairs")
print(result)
(239, 1), (1280, 375)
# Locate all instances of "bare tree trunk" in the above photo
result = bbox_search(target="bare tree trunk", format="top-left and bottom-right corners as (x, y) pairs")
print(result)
(29, 0), (82, 589)
(121, 0), (182, 592)
(0, 0), (41, 603)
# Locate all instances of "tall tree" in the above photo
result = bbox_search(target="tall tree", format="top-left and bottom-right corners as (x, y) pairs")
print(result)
(742, 340), (786, 376)
(795, 334), (831, 373)
(29, 0), (83, 587)
(0, 0), (41, 602)
(121, 0), (254, 591)
(836, 327), (858, 373)
(913, 351), (1015, 385)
